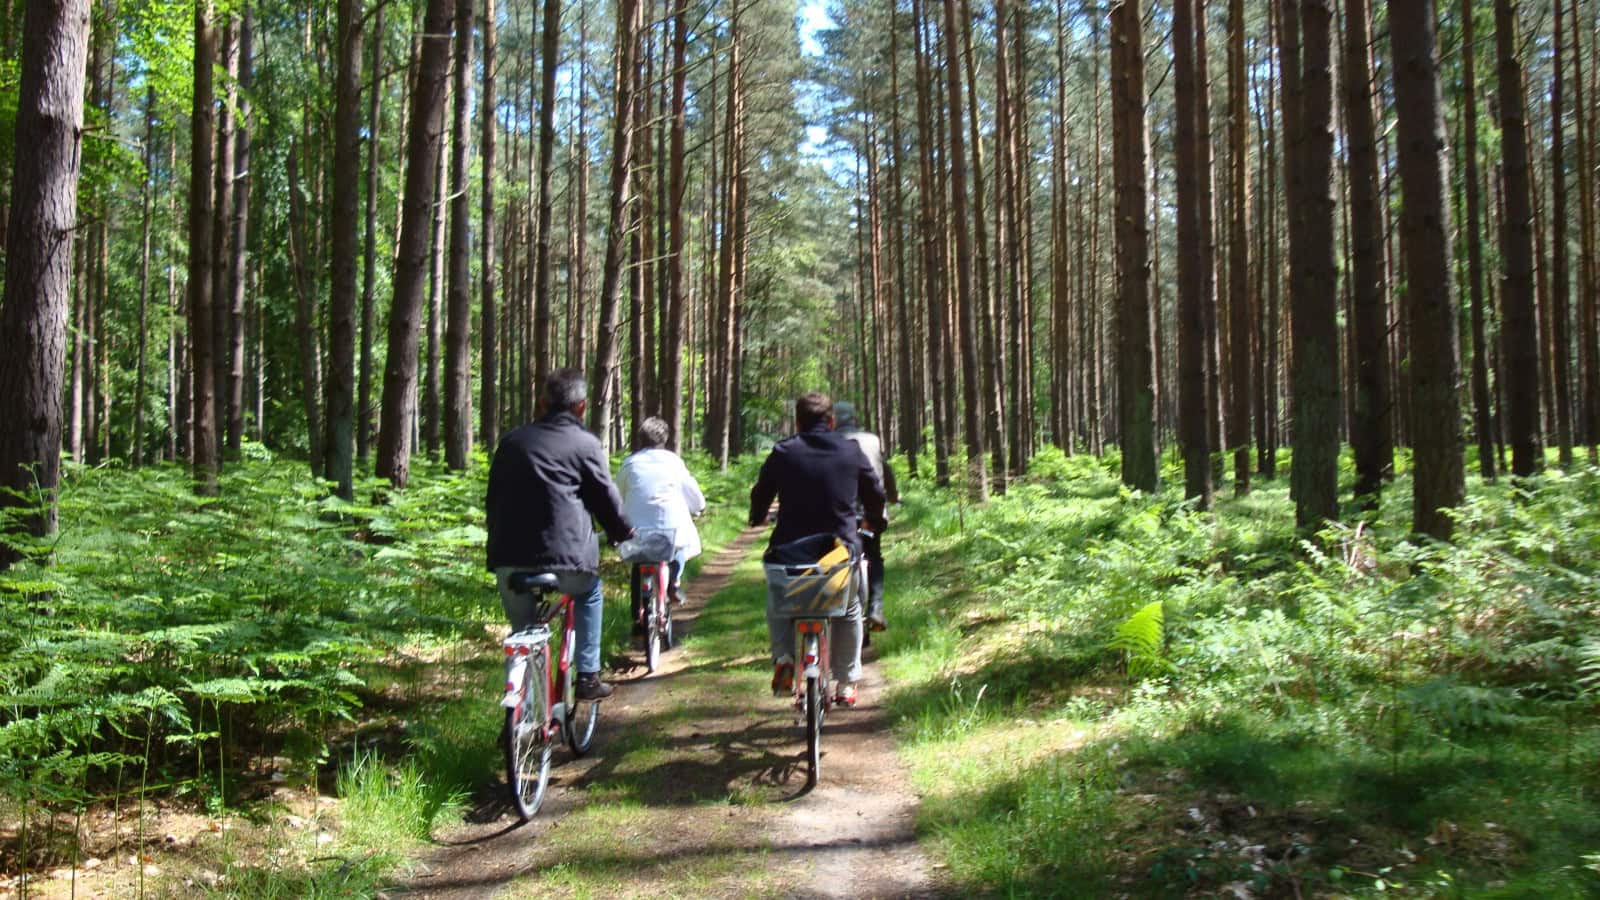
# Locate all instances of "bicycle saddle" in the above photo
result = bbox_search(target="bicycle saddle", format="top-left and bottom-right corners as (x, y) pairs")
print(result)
(508, 572), (561, 594)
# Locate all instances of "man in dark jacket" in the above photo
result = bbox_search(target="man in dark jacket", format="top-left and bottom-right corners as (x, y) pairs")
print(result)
(488, 368), (633, 700)
(749, 392), (887, 706)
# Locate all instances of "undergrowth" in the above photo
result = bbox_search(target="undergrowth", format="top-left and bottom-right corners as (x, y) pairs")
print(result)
(0, 444), (754, 894)
(877, 447), (1600, 897)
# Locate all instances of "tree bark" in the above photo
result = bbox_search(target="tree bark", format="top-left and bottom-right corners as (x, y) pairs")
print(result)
(1113, 0), (1156, 491)
(1494, 0), (1543, 476)
(226, 10), (253, 455)
(1460, 0), (1496, 479)
(663, 0), (689, 449)
(480, 0), (498, 450)
(1175, 0), (1212, 506)
(134, 85), (154, 468)
(1343, 0), (1391, 500)
(941, 0), (986, 502)
(189, 3), (220, 494)
(1389, 0), (1464, 540)
(210, 21), (236, 462)
(359, 4), (384, 462)
(442, 0), (473, 468)
(533, 0), (561, 392)
(375, 0), (453, 488)
(324, 0), (363, 496)
(1226, 0), (1252, 494)
(0, 0), (90, 567)
(589, 0), (641, 453)
(1550, 0), (1573, 467)
(287, 144), (325, 477)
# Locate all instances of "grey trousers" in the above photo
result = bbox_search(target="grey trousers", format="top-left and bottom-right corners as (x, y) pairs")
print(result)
(766, 565), (864, 685)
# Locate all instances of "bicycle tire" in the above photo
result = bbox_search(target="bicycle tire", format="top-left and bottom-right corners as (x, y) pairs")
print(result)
(506, 649), (554, 820)
(805, 673), (822, 788)
(646, 606), (662, 673)
(564, 666), (601, 756)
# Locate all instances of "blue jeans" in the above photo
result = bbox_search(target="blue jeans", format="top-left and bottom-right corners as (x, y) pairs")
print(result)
(495, 568), (604, 675)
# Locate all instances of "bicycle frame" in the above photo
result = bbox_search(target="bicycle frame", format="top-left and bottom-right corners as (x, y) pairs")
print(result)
(792, 617), (832, 711)
(503, 592), (577, 743)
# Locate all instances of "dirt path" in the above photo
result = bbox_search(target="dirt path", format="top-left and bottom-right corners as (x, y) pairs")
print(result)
(395, 527), (942, 899)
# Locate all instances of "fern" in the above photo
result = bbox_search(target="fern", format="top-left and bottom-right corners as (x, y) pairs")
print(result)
(1109, 600), (1168, 678)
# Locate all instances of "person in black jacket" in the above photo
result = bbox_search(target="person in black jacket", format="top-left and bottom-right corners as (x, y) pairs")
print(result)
(749, 392), (888, 707)
(487, 368), (633, 700)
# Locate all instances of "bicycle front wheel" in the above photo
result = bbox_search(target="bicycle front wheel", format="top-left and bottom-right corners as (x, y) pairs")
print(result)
(564, 668), (601, 756)
(805, 673), (822, 788)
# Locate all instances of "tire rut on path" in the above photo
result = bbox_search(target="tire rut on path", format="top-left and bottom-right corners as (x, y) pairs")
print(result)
(395, 526), (942, 899)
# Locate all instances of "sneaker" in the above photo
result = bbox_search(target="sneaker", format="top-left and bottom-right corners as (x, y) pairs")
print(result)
(574, 672), (614, 700)
(834, 682), (858, 707)
(867, 610), (888, 632)
(771, 657), (794, 695)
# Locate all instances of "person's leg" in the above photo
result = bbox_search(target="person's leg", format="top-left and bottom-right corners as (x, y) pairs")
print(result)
(629, 564), (646, 639)
(766, 579), (796, 692)
(865, 530), (886, 629)
(831, 577), (864, 688)
(557, 572), (607, 679)
(495, 568), (540, 632)
(668, 554), (685, 601)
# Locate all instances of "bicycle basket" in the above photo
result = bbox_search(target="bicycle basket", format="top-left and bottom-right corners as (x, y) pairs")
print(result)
(764, 543), (857, 618)
(618, 529), (676, 564)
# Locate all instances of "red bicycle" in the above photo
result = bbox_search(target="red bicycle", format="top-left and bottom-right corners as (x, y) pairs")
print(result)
(500, 573), (602, 820)
(622, 529), (678, 673)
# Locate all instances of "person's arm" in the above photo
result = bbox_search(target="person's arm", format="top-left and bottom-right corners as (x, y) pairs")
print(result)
(881, 448), (900, 504)
(857, 445), (888, 532)
(679, 457), (708, 516)
(579, 441), (633, 544)
(748, 452), (779, 526)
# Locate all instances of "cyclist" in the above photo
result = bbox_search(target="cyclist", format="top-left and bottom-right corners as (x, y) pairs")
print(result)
(749, 392), (888, 708)
(618, 416), (706, 645)
(831, 401), (898, 636)
(486, 367), (633, 701)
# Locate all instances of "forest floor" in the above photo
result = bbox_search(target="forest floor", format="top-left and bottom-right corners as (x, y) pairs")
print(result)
(395, 525), (943, 900)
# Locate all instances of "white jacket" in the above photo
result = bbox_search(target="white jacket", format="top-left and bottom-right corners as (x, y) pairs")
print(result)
(617, 448), (707, 560)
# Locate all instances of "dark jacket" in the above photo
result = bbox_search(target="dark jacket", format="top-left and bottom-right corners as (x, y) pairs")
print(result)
(749, 423), (888, 557)
(486, 410), (632, 574)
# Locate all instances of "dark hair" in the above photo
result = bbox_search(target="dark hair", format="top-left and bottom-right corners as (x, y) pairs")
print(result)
(795, 392), (833, 431)
(634, 416), (670, 450)
(542, 367), (588, 411)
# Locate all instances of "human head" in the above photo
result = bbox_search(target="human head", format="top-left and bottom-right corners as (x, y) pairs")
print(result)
(541, 367), (588, 416)
(795, 392), (834, 432)
(832, 401), (860, 430)
(634, 416), (670, 451)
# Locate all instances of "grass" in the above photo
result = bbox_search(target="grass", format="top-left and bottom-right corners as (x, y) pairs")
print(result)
(871, 447), (1600, 897)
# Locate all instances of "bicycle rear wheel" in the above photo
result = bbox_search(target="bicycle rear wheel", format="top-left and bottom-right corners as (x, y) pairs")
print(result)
(646, 605), (662, 673)
(506, 651), (554, 819)
(805, 673), (822, 788)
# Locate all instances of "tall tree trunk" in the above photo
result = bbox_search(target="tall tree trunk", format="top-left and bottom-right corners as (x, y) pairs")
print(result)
(425, 111), (447, 458)
(589, 0), (640, 452)
(227, 10), (253, 454)
(0, 0), (90, 568)
(210, 20), (236, 462)
(189, 3), (220, 494)
(359, 4), (384, 462)
(325, 0), (364, 497)
(1175, 0), (1212, 506)
(1389, 0), (1464, 540)
(1226, 0), (1252, 494)
(913, 0), (949, 485)
(1574, 0), (1600, 459)
(375, 0), (453, 488)
(1460, 0), (1496, 479)
(134, 85), (154, 468)
(1113, 0), (1156, 491)
(1283, 0), (1340, 529)
(287, 144), (325, 476)
(442, 0), (473, 468)
(480, 0), (498, 450)
(1343, 0), (1391, 500)
(941, 0), (986, 502)
(1494, 0), (1543, 476)
(663, 0), (689, 450)
(889, 0), (918, 475)
(533, 0), (561, 393)
(1195, 0), (1223, 489)
(1550, 0), (1573, 467)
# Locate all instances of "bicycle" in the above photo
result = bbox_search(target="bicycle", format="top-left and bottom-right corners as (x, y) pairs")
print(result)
(500, 572), (602, 820)
(764, 533), (868, 788)
(622, 529), (678, 673)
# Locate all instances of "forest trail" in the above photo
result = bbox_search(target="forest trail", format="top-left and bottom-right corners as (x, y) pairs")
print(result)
(396, 525), (942, 899)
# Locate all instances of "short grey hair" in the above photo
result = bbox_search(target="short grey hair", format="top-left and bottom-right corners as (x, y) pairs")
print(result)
(832, 401), (860, 430)
(634, 416), (670, 450)
(542, 367), (588, 411)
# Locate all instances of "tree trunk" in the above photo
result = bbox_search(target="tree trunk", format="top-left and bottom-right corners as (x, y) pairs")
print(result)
(533, 0), (561, 392)
(1175, 0), (1212, 506)
(1550, 0), (1573, 467)
(425, 110), (447, 458)
(287, 144), (325, 477)
(1283, 0), (1340, 529)
(1389, 0), (1464, 540)
(189, 3), (220, 494)
(226, 10), (253, 455)
(1494, 0), (1543, 476)
(134, 85), (154, 469)
(0, 0), (90, 568)
(442, 0), (473, 469)
(324, 0), (363, 496)
(1343, 0), (1391, 500)
(480, 0), (498, 450)
(1113, 0), (1156, 491)
(375, 0), (453, 488)
(589, 0), (641, 453)
(1226, 0), (1252, 494)
(941, 0), (986, 502)
(359, 4), (384, 462)
(1574, 0), (1600, 459)
(210, 21), (236, 462)
(663, 0), (689, 450)
(1460, 0), (1496, 479)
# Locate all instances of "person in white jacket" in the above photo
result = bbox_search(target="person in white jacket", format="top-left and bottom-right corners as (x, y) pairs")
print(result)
(618, 417), (707, 640)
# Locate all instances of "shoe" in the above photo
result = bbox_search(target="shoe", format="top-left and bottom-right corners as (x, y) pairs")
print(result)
(574, 672), (614, 700)
(668, 584), (684, 605)
(771, 657), (794, 695)
(834, 683), (858, 707)
(867, 610), (887, 632)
